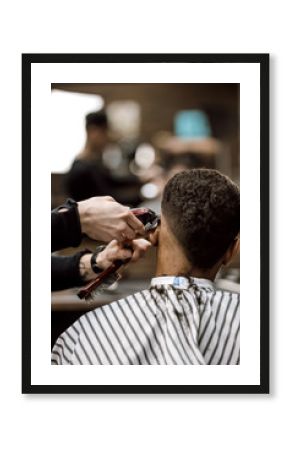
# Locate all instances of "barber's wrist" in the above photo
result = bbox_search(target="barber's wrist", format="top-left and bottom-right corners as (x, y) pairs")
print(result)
(79, 253), (95, 282)
(77, 199), (89, 236)
(79, 245), (108, 282)
(95, 249), (109, 271)
(91, 245), (108, 271)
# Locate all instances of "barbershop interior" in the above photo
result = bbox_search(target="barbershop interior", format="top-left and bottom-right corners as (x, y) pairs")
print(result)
(51, 83), (240, 346)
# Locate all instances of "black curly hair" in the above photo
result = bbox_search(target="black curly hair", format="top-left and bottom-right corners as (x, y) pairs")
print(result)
(161, 168), (240, 269)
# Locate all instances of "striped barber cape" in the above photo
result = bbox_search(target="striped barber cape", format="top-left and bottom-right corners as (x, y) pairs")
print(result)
(51, 276), (240, 365)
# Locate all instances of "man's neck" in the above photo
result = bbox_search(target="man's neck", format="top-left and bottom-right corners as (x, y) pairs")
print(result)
(155, 237), (219, 282)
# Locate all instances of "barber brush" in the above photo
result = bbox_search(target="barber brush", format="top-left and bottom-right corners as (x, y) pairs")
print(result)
(77, 208), (160, 301)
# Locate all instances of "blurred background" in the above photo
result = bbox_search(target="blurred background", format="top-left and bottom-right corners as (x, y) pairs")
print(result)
(51, 83), (240, 345)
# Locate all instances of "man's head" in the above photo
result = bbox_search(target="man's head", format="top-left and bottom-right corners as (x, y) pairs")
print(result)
(159, 169), (240, 272)
(85, 111), (108, 152)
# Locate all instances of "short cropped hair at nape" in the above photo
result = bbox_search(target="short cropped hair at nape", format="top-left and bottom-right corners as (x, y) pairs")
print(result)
(161, 169), (240, 269)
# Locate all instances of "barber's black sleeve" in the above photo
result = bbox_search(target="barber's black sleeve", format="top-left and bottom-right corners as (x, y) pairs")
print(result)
(51, 199), (82, 252)
(51, 251), (91, 291)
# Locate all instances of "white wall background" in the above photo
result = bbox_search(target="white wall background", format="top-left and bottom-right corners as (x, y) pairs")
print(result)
(51, 90), (104, 172)
(0, 1), (285, 449)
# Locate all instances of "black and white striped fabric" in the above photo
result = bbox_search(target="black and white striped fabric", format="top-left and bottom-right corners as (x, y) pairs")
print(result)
(52, 276), (240, 365)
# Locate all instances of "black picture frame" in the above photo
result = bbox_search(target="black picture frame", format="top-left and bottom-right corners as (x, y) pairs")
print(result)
(22, 53), (269, 394)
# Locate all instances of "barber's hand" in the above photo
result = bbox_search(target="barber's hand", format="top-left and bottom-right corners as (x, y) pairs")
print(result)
(78, 196), (145, 242)
(96, 239), (152, 270)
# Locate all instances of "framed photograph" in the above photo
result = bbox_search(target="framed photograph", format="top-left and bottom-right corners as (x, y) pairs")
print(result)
(22, 53), (269, 394)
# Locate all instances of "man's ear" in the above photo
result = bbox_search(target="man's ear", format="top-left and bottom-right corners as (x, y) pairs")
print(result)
(148, 227), (159, 246)
(222, 235), (240, 266)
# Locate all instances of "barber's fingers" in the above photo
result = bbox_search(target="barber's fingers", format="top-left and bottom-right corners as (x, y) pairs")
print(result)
(114, 248), (132, 260)
(117, 224), (135, 241)
(126, 212), (146, 236)
(111, 217), (134, 241)
(105, 240), (132, 262)
(112, 209), (145, 242)
(104, 238), (151, 265)
(130, 239), (152, 262)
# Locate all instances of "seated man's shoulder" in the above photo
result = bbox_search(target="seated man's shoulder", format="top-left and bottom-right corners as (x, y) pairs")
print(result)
(107, 289), (152, 312)
(69, 159), (91, 173)
(212, 287), (240, 305)
(83, 289), (153, 323)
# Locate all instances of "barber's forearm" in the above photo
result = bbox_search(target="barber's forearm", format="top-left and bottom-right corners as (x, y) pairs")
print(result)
(51, 199), (82, 252)
(51, 254), (86, 291)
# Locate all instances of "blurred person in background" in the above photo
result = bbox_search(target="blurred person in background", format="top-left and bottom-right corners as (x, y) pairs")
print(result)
(65, 111), (141, 204)
(65, 111), (110, 201)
